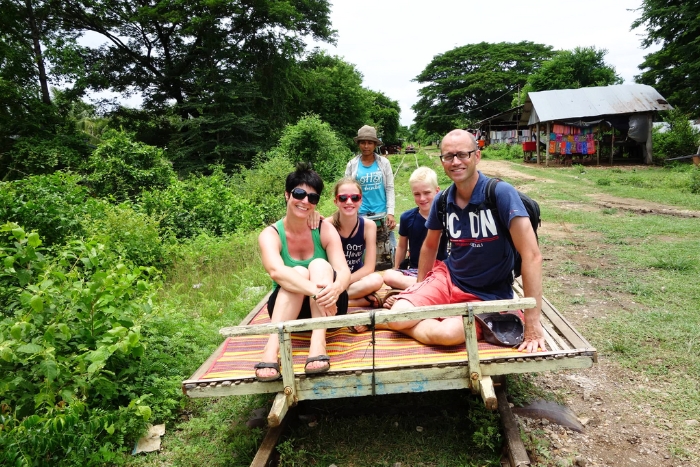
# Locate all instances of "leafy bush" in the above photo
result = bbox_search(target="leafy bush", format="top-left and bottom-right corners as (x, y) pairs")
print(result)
(0, 172), (104, 247)
(690, 167), (700, 194)
(653, 109), (700, 163)
(0, 224), (158, 464)
(140, 165), (282, 239)
(6, 133), (90, 176)
(86, 129), (175, 201)
(83, 203), (170, 269)
(269, 114), (351, 182)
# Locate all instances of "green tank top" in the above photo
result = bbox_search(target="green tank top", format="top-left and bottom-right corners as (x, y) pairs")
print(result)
(271, 219), (327, 287)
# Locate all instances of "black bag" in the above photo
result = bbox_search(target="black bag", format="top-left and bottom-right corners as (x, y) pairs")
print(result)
(437, 177), (541, 278)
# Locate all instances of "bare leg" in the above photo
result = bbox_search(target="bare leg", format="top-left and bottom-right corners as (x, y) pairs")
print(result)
(382, 269), (417, 290)
(305, 259), (336, 371)
(347, 272), (385, 307)
(256, 267), (309, 379)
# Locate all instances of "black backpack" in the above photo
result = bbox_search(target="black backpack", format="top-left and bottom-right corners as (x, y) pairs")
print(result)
(437, 177), (541, 278)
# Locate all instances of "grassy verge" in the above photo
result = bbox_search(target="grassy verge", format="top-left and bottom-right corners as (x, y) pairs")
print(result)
(126, 158), (699, 466)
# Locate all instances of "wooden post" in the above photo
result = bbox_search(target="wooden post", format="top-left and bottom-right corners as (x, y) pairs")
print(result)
(462, 304), (481, 394)
(480, 376), (497, 410)
(545, 122), (551, 167)
(610, 128), (614, 166)
(597, 124), (601, 166)
(644, 113), (653, 164)
(535, 123), (540, 164)
(268, 325), (296, 427)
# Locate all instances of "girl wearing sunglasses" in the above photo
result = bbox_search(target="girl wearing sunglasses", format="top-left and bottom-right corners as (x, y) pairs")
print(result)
(331, 178), (385, 308)
(256, 163), (351, 381)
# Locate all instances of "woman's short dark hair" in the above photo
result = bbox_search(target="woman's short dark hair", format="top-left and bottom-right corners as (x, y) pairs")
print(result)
(285, 162), (324, 195)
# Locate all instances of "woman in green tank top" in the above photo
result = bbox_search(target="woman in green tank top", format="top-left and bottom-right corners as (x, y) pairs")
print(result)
(255, 164), (351, 381)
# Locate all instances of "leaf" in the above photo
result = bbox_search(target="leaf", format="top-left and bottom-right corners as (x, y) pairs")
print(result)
(27, 232), (42, 248)
(136, 405), (152, 420)
(16, 343), (43, 354)
(105, 423), (115, 435)
(30, 294), (44, 312)
(11, 227), (25, 241)
(39, 359), (59, 381)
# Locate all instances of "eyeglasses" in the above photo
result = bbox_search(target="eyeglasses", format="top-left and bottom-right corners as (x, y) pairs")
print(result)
(440, 150), (477, 163)
(337, 193), (362, 203)
(290, 187), (320, 205)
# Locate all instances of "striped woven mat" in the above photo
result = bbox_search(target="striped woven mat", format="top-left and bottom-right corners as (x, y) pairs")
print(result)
(200, 304), (525, 380)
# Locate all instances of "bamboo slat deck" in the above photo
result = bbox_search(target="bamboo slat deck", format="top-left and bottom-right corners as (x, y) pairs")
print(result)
(182, 286), (597, 417)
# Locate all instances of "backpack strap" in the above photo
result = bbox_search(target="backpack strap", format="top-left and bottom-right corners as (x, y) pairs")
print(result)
(484, 177), (514, 249)
(438, 183), (453, 240)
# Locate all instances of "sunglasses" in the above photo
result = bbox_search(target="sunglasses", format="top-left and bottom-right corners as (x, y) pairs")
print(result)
(336, 193), (362, 203)
(290, 187), (320, 205)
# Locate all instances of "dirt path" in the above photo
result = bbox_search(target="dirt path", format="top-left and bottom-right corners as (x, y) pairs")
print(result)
(478, 161), (698, 467)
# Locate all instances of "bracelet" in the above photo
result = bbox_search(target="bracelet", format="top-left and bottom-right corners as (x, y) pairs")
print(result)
(311, 286), (325, 300)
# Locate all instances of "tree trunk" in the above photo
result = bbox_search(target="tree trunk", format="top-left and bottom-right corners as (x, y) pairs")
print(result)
(24, 0), (51, 105)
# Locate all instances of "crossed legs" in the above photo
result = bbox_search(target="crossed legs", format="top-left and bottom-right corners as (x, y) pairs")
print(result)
(256, 260), (335, 379)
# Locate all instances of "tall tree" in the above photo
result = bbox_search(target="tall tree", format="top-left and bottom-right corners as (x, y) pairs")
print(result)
(412, 41), (554, 135)
(365, 90), (400, 145)
(633, 1), (700, 117)
(56, 0), (336, 168)
(291, 50), (370, 145)
(514, 46), (623, 105)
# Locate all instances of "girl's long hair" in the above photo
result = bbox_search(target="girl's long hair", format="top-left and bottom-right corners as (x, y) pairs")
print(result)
(331, 177), (363, 231)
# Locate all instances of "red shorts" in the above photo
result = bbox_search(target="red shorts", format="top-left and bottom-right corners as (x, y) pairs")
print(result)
(396, 261), (485, 339)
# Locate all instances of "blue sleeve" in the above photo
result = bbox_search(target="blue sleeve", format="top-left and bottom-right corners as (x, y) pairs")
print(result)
(425, 194), (443, 231)
(398, 210), (411, 237)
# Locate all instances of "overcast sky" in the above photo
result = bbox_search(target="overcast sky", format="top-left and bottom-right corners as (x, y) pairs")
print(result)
(312, 0), (657, 126)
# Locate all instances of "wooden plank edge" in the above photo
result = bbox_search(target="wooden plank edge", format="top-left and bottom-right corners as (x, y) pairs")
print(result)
(241, 290), (272, 326)
(497, 384), (531, 466)
(480, 376), (497, 410)
(267, 392), (289, 428)
(181, 339), (229, 392)
(250, 405), (292, 467)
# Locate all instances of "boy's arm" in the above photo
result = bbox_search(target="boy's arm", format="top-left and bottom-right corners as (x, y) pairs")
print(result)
(393, 235), (409, 269)
(416, 229), (442, 281)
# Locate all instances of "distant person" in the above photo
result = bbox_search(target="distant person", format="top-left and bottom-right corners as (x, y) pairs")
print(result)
(330, 178), (385, 307)
(356, 130), (546, 353)
(345, 125), (396, 230)
(255, 163), (351, 381)
(383, 167), (448, 307)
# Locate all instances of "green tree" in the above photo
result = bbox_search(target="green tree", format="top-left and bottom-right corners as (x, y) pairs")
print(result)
(292, 50), (370, 145)
(269, 114), (351, 183)
(366, 90), (401, 145)
(86, 130), (175, 201)
(633, 1), (700, 117)
(514, 46), (623, 106)
(412, 41), (554, 135)
(56, 0), (336, 168)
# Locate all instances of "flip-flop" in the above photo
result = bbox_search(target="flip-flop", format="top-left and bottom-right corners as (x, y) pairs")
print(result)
(304, 355), (330, 375)
(254, 361), (281, 382)
(382, 289), (403, 308)
(364, 292), (383, 308)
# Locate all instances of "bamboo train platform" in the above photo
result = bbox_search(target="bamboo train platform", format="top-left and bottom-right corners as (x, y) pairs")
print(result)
(183, 282), (596, 465)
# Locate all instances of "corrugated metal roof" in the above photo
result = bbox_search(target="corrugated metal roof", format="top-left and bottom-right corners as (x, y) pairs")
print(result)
(527, 84), (672, 125)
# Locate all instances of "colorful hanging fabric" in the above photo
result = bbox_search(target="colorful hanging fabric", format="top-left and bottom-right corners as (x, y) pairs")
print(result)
(588, 141), (596, 154)
(581, 142), (587, 154)
(548, 141), (556, 154)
